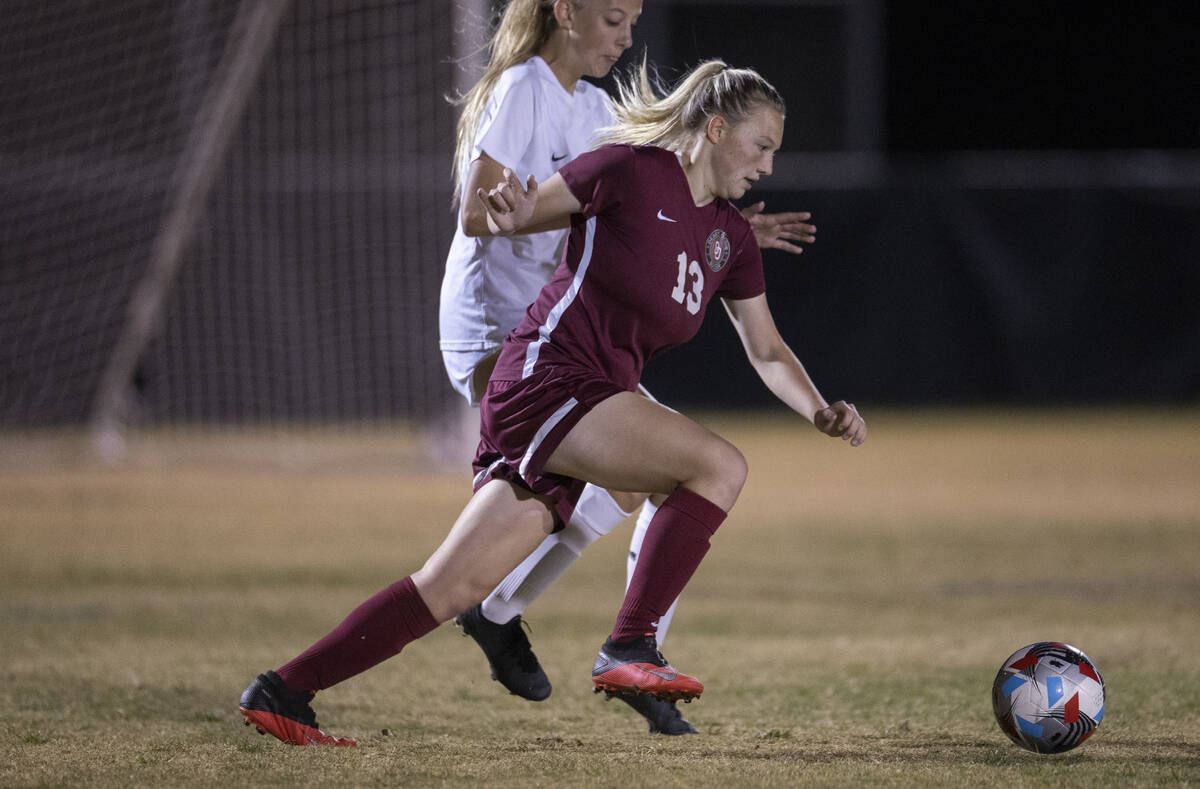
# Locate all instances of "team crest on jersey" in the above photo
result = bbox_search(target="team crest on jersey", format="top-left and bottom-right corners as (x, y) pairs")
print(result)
(704, 229), (731, 272)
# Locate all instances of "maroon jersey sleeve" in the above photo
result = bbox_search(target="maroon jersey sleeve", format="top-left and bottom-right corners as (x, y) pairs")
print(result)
(715, 214), (766, 301)
(558, 144), (637, 219)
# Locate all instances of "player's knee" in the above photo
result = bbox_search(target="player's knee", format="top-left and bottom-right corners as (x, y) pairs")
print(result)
(450, 577), (500, 618)
(700, 435), (745, 477)
(607, 489), (646, 514)
(703, 438), (747, 505)
(556, 518), (602, 554)
(723, 443), (749, 502)
(410, 569), (484, 622)
(414, 553), (533, 621)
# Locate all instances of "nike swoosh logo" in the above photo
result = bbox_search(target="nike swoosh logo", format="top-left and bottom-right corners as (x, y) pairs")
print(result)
(657, 210), (677, 223)
(638, 666), (678, 681)
(551, 153), (567, 162)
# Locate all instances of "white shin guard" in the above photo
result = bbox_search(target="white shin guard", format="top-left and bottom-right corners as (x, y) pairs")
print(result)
(480, 483), (632, 625)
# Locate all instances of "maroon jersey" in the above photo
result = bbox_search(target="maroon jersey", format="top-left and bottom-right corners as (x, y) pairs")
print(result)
(490, 144), (765, 390)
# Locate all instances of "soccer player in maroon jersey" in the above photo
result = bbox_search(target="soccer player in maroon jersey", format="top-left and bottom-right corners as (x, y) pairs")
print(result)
(444, 0), (815, 737)
(239, 60), (866, 747)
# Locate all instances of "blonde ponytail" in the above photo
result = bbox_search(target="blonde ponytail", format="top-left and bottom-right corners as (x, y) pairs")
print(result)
(600, 58), (785, 151)
(450, 0), (561, 204)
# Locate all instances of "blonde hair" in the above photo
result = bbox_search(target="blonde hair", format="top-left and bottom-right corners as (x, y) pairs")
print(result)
(451, 0), (569, 203)
(600, 59), (785, 151)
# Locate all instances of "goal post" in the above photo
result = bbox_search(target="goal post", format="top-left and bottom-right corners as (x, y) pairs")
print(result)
(90, 0), (291, 459)
(3, 1), (466, 453)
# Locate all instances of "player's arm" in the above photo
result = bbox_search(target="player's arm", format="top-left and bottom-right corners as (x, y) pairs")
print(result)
(460, 153), (527, 235)
(467, 166), (581, 238)
(722, 294), (866, 446)
(460, 154), (577, 236)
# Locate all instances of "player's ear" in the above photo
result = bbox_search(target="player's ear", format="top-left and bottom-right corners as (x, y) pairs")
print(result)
(705, 115), (727, 144)
(553, 0), (574, 30)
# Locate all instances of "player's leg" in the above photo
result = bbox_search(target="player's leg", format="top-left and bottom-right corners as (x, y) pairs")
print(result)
(612, 381), (694, 732)
(451, 349), (643, 698)
(473, 382), (676, 637)
(613, 493), (698, 733)
(459, 482), (635, 699)
(443, 346), (559, 697)
(624, 386), (682, 645)
(426, 348), (492, 468)
(544, 391), (748, 701)
(484, 483), (636, 624)
(240, 480), (555, 746)
(469, 477), (697, 732)
(626, 496), (679, 642)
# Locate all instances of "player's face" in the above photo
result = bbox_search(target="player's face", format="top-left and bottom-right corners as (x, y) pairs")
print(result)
(566, 0), (641, 79)
(711, 105), (784, 200)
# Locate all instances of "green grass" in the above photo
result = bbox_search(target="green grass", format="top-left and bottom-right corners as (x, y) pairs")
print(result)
(1, 409), (1198, 786)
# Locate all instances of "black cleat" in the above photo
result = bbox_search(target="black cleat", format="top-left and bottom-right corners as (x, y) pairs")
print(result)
(238, 670), (355, 746)
(455, 604), (551, 701)
(614, 691), (699, 735)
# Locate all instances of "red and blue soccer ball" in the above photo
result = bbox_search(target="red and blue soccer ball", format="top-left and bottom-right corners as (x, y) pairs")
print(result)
(991, 642), (1106, 754)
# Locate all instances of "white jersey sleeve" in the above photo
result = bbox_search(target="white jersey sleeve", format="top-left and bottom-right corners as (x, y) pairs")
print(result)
(440, 57), (616, 357)
(473, 71), (538, 173)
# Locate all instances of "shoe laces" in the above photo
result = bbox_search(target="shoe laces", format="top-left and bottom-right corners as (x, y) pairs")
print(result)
(500, 618), (541, 673)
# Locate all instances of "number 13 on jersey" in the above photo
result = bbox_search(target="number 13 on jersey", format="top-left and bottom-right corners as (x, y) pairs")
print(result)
(670, 251), (704, 315)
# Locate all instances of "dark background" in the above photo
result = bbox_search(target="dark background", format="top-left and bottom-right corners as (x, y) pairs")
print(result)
(629, 0), (1200, 409)
(2, 0), (1197, 428)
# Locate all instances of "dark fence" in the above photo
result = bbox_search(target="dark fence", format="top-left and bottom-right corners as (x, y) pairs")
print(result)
(2, 0), (1196, 430)
(644, 182), (1200, 408)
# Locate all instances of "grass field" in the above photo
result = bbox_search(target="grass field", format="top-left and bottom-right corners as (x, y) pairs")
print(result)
(2, 408), (1198, 787)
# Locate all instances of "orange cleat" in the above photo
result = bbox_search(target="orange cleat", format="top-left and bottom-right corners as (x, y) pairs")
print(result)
(238, 671), (356, 747)
(591, 636), (703, 703)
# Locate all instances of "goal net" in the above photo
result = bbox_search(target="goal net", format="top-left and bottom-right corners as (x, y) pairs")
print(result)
(2, 0), (475, 447)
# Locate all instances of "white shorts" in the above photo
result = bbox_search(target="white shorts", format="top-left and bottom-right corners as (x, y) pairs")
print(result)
(441, 346), (500, 407)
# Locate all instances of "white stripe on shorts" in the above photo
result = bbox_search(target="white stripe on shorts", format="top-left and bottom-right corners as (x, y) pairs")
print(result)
(519, 396), (579, 479)
(523, 217), (596, 378)
(473, 458), (506, 489)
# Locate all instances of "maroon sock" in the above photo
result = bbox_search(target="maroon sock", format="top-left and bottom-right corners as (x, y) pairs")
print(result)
(275, 575), (439, 692)
(611, 487), (726, 642)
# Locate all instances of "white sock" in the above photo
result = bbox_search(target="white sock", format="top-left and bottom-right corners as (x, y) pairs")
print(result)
(627, 500), (680, 645)
(480, 484), (632, 624)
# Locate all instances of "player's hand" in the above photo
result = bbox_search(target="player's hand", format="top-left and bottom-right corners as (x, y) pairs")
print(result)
(813, 400), (866, 446)
(477, 168), (538, 236)
(741, 203), (816, 255)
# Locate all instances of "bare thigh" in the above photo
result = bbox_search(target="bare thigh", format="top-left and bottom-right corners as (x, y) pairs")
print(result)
(605, 385), (668, 512)
(477, 354), (647, 514)
(543, 391), (747, 511)
(411, 480), (557, 622)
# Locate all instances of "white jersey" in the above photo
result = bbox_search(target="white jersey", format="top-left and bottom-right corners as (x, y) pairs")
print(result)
(439, 56), (614, 352)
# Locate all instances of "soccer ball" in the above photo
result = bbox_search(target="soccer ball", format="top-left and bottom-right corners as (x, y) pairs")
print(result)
(991, 641), (1105, 754)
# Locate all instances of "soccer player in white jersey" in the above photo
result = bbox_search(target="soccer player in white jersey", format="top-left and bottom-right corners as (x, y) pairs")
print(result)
(441, 0), (815, 735)
(239, 59), (864, 749)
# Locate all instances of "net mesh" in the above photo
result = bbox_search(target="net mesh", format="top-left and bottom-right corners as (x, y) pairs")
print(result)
(2, 0), (461, 429)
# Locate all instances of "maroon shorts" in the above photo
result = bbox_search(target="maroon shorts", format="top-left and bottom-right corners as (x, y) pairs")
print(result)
(472, 365), (626, 525)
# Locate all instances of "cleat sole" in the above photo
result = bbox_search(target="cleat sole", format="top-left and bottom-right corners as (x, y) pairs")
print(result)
(241, 713), (268, 735)
(239, 707), (357, 747)
(592, 679), (702, 703)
